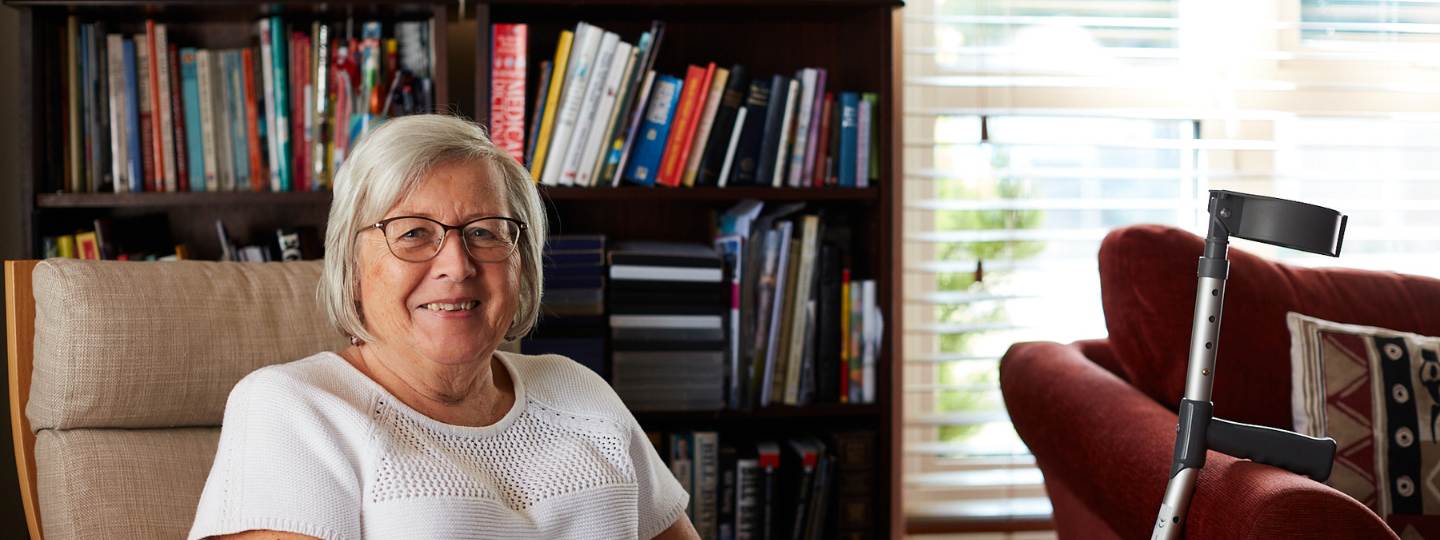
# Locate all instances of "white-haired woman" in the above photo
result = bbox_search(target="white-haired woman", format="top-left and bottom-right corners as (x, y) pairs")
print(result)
(188, 115), (698, 540)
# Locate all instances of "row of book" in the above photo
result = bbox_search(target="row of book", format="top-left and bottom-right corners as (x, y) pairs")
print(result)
(57, 16), (435, 195)
(651, 430), (878, 540)
(41, 214), (183, 261)
(491, 22), (882, 190)
(719, 201), (882, 408)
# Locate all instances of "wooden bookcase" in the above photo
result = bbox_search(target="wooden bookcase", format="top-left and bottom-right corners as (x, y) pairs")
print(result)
(7, 0), (904, 536)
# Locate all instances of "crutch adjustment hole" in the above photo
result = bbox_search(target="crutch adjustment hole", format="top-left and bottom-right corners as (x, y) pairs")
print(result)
(1211, 289), (1218, 296)
(1206, 342), (1213, 349)
(1208, 315), (1216, 323)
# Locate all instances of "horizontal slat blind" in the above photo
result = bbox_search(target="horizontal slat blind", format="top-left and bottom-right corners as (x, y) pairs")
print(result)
(902, 0), (1440, 530)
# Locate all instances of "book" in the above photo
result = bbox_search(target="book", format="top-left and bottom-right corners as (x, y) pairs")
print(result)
(168, 44), (188, 192)
(735, 455), (761, 540)
(684, 66), (729, 187)
(786, 68), (817, 188)
(801, 69), (827, 188)
(771, 78), (800, 188)
(657, 63), (714, 187)
(837, 92), (859, 187)
(812, 93), (833, 188)
(242, 48), (265, 192)
(531, 29), (574, 180)
(864, 92), (880, 185)
(856, 94), (871, 190)
(135, 35), (157, 190)
(65, 17), (81, 192)
(153, 22), (178, 192)
(195, 50), (218, 192)
(121, 37), (144, 192)
(540, 23), (601, 186)
(784, 215), (820, 405)
(623, 74), (682, 186)
(258, 19), (280, 191)
(607, 20), (666, 187)
(578, 42), (635, 187)
(269, 17), (292, 191)
(731, 78), (772, 187)
(717, 107), (747, 188)
(75, 232), (101, 260)
(491, 23), (527, 163)
(524, 60), (553, 170)
(106, 33), (130, 192)
(695, 431), (720, 540)
(696, 64), (748, 186)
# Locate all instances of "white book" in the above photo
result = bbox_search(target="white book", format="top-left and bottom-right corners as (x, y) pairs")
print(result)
(861, 279), (878, 404)
(195, 50), (219, 192)
(786, 68), (816, 188)
(858, 97), (872, 189)
(609, 314), (724, 329)
(576, 41), (632, 187)
(683, 67), (730, 187)
(259, 19), (280, 192)
(784, 215), (819, 405)
(761, 221), (793, 407)
(586, 46), (638, 187)
(540, 23), (600, 186)
(770, 79), (800, 188)
(717, 106), (747, 188)
(693, 432), (719, 540)
(106, 34), (129, 193)
(609, 265), (723, 282)
(155, 24), (178, 192)
(558, 30), (618, 187)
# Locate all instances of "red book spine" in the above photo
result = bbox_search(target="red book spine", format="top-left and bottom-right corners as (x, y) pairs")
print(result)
(169, 44), (189, 192)
(655, 65), (708, 187)
(291, 32), (309, 192)
(670, 62), (715, 187)
(243, 48), (266, 192)
(813, 92), (834, 188)
(490, 23), (527, 163)
(146, 21), (166, 189)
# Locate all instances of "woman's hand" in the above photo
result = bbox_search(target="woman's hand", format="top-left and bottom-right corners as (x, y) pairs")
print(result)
(652, 513), (701, 540)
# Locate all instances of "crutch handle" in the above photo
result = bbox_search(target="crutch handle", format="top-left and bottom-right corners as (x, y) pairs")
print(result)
(1208, 417), (1337, 482)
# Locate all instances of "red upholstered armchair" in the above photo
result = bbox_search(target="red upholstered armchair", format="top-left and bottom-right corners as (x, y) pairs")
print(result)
(1001, 224), (1440, 538)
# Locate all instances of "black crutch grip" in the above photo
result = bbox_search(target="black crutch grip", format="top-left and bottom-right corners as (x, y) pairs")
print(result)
(1207, 417), (1337, 482)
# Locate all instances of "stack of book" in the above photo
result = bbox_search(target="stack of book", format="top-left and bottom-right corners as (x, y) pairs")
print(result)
(522, 234), (608, 377)
(647, 430), (877, 540)
(56, 16), (435, 195)
(607, 241), (727, 411)
(492, 21), (880, 189)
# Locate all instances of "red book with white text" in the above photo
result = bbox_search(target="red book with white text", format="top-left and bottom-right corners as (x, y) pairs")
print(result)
(243, 48), (266, 192)
(655, 65), (710, 187)
(491, 24), (527, 163)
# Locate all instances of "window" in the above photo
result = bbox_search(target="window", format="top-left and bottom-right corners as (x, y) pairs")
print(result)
(902, 0), (1440, 533)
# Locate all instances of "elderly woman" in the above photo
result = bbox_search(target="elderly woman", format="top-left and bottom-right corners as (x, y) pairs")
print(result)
(188, 115), (698, 540)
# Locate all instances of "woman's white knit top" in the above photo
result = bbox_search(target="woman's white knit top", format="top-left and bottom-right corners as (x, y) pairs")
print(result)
(188, 350), (688, 540)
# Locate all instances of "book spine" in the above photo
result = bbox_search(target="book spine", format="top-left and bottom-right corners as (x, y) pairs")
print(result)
(541, 24), (602, 186)
(79, 24), (96, 192)
(610, 70), (655, 187)
(861, 279), (877, 403)
(270, 17), (292, 191)
(311, 24), (331, 190)
(243, 48), (265, 192)
(838, 268), (850, 403)
(154, 23), (178, 192)
(770, 79), (800, 188)
(491, 23), (528, 163)
(696, 64), (747, 186)
(195, 50), (218, 192)
(169, 45), (189, 192)
(214, 51), (235, 191)
(786, 68), (816, 188)
(684, 67), (729, 187)
(122, 38), (143, 193)
(802, 69), (826, 187)
(292, 31), (310, 192)
(656, 64), (708, 188)
(229, 51), (251, 192)
(622, 75), (682, 186)
(529, 29), (574, 180)
(578, 42), (634, 187)
(734, 459), (759, 540)
(864, 92), (880, 184)
(837, 92), (859, 188)
(753, 75), (787, 187)
(558, 31), (619, 187)
(144, 24), (166, 189)
(91, 24), (113, 192)
(671, 62), (716, 188)
(696, 432), (719, 540)
(180, 48), (205, 192)
(857, 95), (871, 190)
(135, 36), (156, 191)
(106, 34), (128, 192)
(259, 19), (279, 191)
(784, 216), (820, 405)
(716, 107), (746, 188)
(524, 60), (553, 170)
(66, 17), (82, 192)
(848, 275), (862, 403)
(812, 93), (833, 188)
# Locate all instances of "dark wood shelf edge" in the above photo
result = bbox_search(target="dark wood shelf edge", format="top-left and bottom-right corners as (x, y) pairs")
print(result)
(35, 191), (335, 208)
(36, 186), (880, 207)
(634, 404), (880, 422)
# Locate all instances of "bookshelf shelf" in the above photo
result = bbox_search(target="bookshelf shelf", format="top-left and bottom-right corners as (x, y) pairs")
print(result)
(635, 404), (881, 423)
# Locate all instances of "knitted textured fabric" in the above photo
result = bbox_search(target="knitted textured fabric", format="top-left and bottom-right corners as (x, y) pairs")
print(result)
(188, 350), (689, 540)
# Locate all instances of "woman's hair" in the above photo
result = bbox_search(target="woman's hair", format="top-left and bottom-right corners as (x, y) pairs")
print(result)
(319, 114), (547, 344)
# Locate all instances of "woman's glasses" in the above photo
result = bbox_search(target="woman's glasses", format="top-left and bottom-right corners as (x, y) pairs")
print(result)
(369, 216), (526, 263)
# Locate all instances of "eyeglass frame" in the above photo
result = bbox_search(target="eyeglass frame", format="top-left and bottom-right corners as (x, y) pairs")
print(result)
(365, 215), (528, 263)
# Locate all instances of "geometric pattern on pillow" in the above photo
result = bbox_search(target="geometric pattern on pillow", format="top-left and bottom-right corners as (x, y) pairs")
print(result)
(1290, 312), (1440, 538)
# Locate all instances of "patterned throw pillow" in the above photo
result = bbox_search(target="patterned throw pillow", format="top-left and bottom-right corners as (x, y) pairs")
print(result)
(1289, 312), (1440, 538)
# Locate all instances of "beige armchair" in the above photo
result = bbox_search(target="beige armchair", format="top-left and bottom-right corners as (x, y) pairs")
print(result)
(5, 259), (347, 539)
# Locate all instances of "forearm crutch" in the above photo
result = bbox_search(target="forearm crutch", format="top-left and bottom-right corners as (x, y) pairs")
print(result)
(1151, 190), (1348, 539)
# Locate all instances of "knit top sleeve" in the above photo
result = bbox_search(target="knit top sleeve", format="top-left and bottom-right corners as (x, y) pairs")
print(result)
(187, 366), (366, 540)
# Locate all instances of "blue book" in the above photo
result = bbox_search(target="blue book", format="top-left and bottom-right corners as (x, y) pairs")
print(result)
(122, 39), (143, 193)
(269, 17), (292, 192)
(837, 92), (859, 188)
(623, 74), (682, 187)
(179, 48), (206, 191)
(226, 51), (250, 190)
